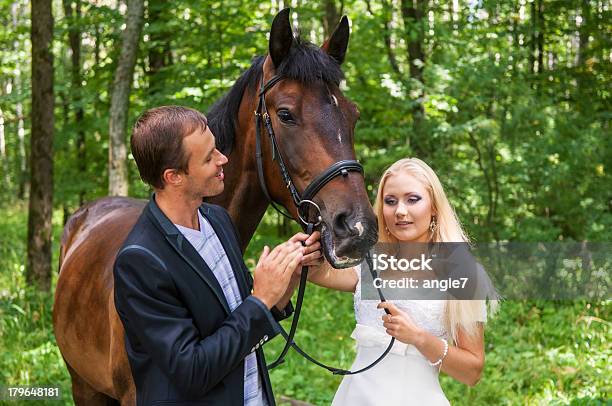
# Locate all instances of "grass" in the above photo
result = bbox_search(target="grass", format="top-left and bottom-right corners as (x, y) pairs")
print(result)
(0, 205), (609, 405)
(0, 203), (71, 406)
(264, 296), (610, 405)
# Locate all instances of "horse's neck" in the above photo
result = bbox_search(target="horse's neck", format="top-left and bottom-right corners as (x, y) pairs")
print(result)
(207, 129), (269, 252)
(207, 84), (279, 251)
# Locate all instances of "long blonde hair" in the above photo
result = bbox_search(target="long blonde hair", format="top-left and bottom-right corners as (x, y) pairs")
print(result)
(373, 158), (495, 343)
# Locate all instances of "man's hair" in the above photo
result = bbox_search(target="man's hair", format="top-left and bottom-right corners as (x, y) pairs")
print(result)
(131, 106), (208, 189)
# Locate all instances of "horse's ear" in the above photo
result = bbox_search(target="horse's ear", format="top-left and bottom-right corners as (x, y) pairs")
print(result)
(269, 8), (293, 68)
(321, 15), (350, 65)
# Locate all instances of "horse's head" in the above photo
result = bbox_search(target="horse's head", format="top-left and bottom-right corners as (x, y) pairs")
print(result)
(257, 9), (377, 268)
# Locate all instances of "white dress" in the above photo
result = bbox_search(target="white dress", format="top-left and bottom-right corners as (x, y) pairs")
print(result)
(332, 265), (484, 406)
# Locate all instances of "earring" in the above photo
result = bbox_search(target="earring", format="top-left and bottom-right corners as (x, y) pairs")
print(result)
(385, 226), (390, 235)
(429, 216), (437, 233)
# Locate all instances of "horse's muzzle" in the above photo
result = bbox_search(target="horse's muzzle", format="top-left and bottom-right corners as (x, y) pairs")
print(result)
(320, 215), (378, 269)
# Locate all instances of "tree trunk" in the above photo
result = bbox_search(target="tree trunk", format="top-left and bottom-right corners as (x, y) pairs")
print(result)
(63, 0), (86, 205)
(108, 0), (145, 196)
(15, 86), (27, 198)
(205, 9), (211, 69)
(12, 2), (28, 199)
(537, 0), (544, 74)
(400, 0), (427, 156)
(400, 0), (426, 85)
(511, 2), (519, 72)
(366, 0), (401, 77)
(93, 20), (103, 126)
(27, 0), (54, 291)
(529, 0), (536, 74)
(577, 0), (592, 107)
(147, 0), (172, 95)
(450, 0), (459, 34)
(0, 107), (7, 185)
(0, 107), (4, 159)
(217, 12), (223, 83)
(322, 0), (343, 38)
(578, 0), (590, 67)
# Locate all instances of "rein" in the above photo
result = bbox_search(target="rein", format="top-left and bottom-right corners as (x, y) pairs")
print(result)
(254, 73), (394, 375)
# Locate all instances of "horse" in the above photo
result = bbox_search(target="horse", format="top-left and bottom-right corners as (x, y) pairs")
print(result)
(53, 9), (377, 405)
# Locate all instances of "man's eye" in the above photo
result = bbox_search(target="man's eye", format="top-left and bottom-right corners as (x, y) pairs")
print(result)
(277, 109), (295, 123)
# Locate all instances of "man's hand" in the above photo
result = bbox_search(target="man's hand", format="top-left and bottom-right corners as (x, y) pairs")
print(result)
(252, 241), (303, 309)
(268, 232), (322, 312)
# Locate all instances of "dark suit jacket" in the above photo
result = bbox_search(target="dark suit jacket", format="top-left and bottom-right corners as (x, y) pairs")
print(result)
(113, 196), (293, 405)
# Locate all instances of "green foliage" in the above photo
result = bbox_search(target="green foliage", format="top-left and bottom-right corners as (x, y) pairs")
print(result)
(0, 205), (72, 405)
(0, 0), (610, 404)
(2, 207), (608, 405)
(243, 216), (612, 405)
(1, 1), (610, 237)
(440, 301), (610, 405)
(263, 296), (611, 405)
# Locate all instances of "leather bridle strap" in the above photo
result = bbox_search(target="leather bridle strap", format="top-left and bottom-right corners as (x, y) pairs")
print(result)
(255, 75), (300, 221)
(301, 160), (364, 202)
(271, 252), (395, 375)
(254, 72), (394, 375)
(267, 221), (315, 371)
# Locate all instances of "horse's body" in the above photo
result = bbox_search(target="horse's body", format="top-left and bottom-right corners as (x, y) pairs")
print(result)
(55, 198), (144, 404)
(53, 10), (377, 405)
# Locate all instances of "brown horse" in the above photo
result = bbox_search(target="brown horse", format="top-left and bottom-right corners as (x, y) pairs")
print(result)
(53, 9), (377, 405)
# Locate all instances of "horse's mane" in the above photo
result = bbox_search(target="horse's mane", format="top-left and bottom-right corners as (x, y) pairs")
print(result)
(207, 37), (344, 154)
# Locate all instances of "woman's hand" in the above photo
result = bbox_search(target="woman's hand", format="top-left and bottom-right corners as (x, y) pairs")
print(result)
(289, 231), (323, 269)
(378, 302), (425, 347)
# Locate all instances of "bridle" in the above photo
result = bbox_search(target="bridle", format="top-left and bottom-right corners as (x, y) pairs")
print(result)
(254, 74), (364, 227)
(254, 72), (394, 375)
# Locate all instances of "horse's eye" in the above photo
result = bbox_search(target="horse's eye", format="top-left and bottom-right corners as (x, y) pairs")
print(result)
(277, 109), (295, 123)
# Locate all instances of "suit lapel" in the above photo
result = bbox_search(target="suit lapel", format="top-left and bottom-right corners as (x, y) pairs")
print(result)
(147, 197), (231, 315)
(200, 205), (251, 300)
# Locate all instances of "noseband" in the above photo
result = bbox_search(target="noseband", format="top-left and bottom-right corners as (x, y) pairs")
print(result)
(254, 73), (394, 375)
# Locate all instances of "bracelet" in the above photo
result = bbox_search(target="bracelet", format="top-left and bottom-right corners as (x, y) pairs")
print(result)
(428, 337), (448, 368)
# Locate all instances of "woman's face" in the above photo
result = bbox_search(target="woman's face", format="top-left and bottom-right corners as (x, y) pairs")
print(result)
(382, 171), (435, 243)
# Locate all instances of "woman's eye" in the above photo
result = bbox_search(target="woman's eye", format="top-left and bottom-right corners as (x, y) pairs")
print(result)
(407, 196), (422, 204)
(384, 198), (397, 205)
(277, 109), (295, 123)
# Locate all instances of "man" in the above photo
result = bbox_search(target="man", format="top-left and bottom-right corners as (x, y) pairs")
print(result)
(113, 106), (321, 405)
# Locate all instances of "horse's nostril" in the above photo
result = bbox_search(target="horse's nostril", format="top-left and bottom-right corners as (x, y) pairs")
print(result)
(330, 212), (378, 261)
(333, 210), (357, 237)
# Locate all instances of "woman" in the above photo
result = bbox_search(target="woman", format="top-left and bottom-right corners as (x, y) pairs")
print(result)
(308, 158), (496, 405)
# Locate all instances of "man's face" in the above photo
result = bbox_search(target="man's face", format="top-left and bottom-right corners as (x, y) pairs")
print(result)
(181, 127), (228, 199)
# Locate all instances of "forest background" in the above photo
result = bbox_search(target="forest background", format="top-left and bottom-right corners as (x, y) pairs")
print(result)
(0, 0), (610, 404)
